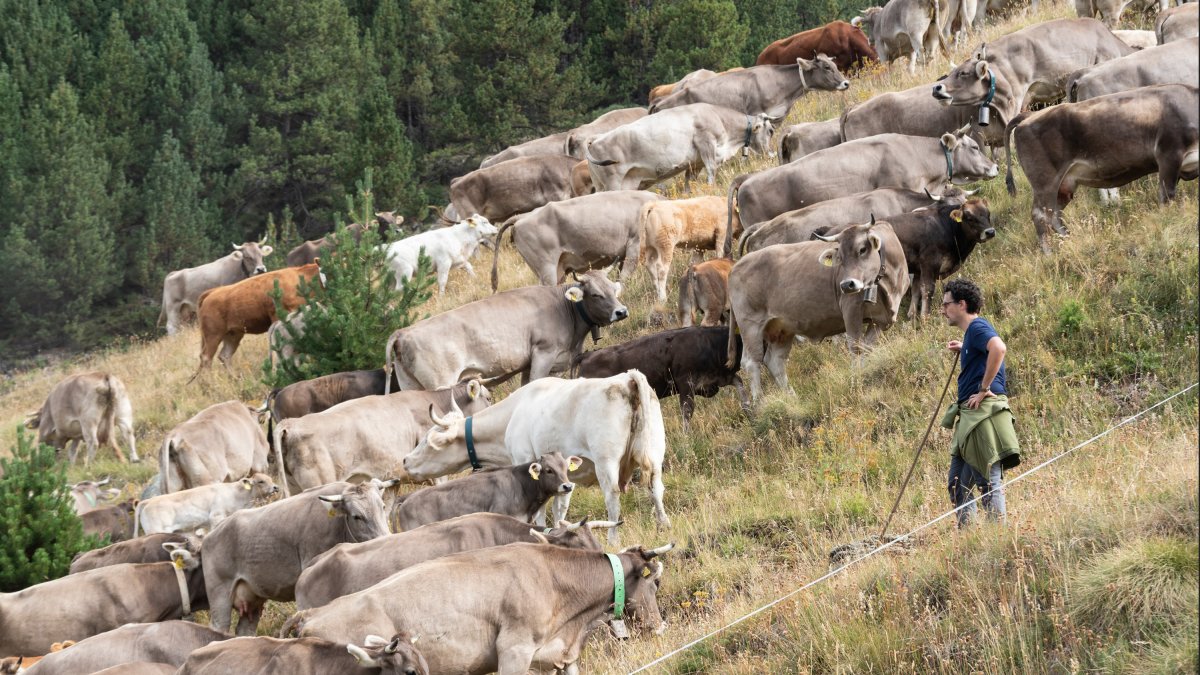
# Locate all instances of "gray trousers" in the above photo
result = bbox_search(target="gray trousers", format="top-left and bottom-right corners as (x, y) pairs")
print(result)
(948, 454), (1005, 527)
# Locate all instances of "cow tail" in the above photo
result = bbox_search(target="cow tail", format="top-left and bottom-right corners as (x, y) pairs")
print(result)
(1065, 69), (1084, 103)
(384, 331), (402, 396)
(637, 202), (657, 265)
(274, 423), (291, 498)
(159, 437), (173, 495)
(156, 302), (166, 328)
(1003, 113), (1030, 196)
(132, 499), (142, 539)
(279, 609), (310, 638)
(97, 374), (119, 448)
(726, 298), (740, 370)
(490, 217), (519, 292)
(722, 175), (746, 259)
(624, 370), (665, 492)
(930, 0), (948, 57)
(677, 266), (695, 325)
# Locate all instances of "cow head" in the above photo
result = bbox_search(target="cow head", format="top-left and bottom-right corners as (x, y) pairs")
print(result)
(534, 516), (616, 551)
(565, 270), (628, 326)
(850, 7), (881, 33)
(349, 633), (430, 675)
(941, 129), (998, 184)
(797, 54), (849, 93)
(318, 481), (395, 540)
(450, 378), (493, 415)
(231, 240), (273, 276)
(815, 218), (889, 295)
(403, 404), (476, 480)
(528, 452), (577, 497)
(932, 58), (994, 106)
(460, 214), (499, 239)
(946, 197), (995, 242)
(242, 472), (280, 500)
(617, 543), (674, 636)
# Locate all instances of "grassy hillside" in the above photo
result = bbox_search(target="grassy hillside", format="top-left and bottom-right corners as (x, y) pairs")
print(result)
(1, 1), (1196, 672)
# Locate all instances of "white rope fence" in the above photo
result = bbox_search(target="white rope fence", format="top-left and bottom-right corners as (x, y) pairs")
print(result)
(628, 382), (1199, 674)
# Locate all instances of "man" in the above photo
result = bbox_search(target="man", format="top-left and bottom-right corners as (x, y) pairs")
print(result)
(940, 278), (1020, 527)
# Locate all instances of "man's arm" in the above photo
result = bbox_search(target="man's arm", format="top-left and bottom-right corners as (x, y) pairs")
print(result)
(965, 335), (1006, 409)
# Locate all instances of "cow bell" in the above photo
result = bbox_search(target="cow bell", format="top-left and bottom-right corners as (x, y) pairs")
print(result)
(863, 285), (878, 304)
(977, 105), (990, 127)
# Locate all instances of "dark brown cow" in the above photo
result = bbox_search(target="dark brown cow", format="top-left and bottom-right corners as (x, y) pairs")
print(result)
(267, 368), (399, 424)
(573, 326), (748, 431)
(286, 213), (403, 267)
(756, 20), (878, 71)
(678, 258), (733, 328)
(81, 500), (138, 544)
(191, 262), (322, 378)
(391, 454), (577, 531)
(69, 533), (192, 574)
(295, 513), (609, 610)
(1004, 83), (1199, 252)
(178, 635), (428, 675)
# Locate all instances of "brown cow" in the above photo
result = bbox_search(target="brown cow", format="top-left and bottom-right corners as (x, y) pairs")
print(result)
(756, 20), (878, 71)
(81, 500), (138, 544)
(678, 258), (733, 328)
(266, 369), (397, 423)
(26, 372), (137, 466)
(286, 213), (403, 267)
(190, 262), (322, 379)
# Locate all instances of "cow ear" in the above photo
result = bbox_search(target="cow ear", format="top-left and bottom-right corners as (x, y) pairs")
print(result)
(796, 56), (813, 69)
(950, 209), (964, 223)
(231, 250), (244, 260)
(567, 456), (583, 472)
(940, 133), (959, 151)
(467, 380), (481, 400)
(261, 245), (274, 256)
(974, 60), (989, 79)
(564, 287), (583, 303)
(528, 463), (542, 481)
(868, 233), (882, 251)
(242, 478), (253, 490)
(819, 248), (838, 267)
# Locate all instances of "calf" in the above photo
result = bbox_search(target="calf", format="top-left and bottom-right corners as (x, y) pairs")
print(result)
(392, 453), (578, 531)
(26, 372), (138, 466)
(295, 513), (610, 610)
(382, 214), (499, 294)
(81, 500), (138, 544)
(178, 634), (427, 675)
(574, 326), (747, 431)
(779, 119), (842, 164)
(678, 258), (732, 328)
(134, 474), (277, 537)
(69, 478), (117, 514)
(69, 533), (192, 574)
(639, 196), (735, 303)
(0, 547), (205, 656)
(20, 622), (228, 675)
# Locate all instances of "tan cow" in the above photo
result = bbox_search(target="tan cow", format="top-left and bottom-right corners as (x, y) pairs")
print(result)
(272, 379), (491, 497)
(26, 372), (138, 465)
(639, 196), (735, 304)
(678, 258), (733, 327)
(190, 261), (322, 379)
(288, 543), (673, 673)
(446, 155), (586, 224)
(178, 635), (428, 675)
(201, 481), (396, 636)
(159, 400), (270, 494)
(159, 241), (273, 336)
(294, 513), (609, 610)
(728, 219), (911, 400)
(133, 473), (278, 537)
(0, 546), (205, 656)
(0, 641), (73, 674)
(18, 622), (228, 675)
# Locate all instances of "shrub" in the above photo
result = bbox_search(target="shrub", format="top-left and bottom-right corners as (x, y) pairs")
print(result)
(0, 427), (104, 591)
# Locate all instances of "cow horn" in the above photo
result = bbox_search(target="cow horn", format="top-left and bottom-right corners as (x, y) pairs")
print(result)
(529, 528), (551, 544)
(318, 494), (344, 504)
(346, 644), (380, 666)
(962, 188), (978, 196)
(96, 476), (111, 486)
(587, 519), (622, 529)
(428, 404), (450, 428)
(813, 231), (842, 242)
(850, 15), (862, 26)
(954, 123), (971, 136)
(646, 542), (676, 558)
(232, 242), (244, 250)
(924, 188), (943, 202)
(869, 213), (877, 227)
(449, 394), (463, 417)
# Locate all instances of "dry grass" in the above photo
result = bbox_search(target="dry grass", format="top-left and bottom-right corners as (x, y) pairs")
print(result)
(1, 0), (1197, 671)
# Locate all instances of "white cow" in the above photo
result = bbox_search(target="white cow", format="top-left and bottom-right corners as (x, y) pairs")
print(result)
(134, 473), (278, 537)
(381, 214), (498, 294)
(402, 371), (668, 546)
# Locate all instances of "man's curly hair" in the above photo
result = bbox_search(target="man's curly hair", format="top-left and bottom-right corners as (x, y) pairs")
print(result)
(944, 278), (983, 314)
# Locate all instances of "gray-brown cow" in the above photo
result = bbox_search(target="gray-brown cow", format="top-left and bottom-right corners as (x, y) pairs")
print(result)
(69, 533), (193, 574)
(392, 453), (578, 531)
(289, 543), (673, 674)
(178, 635), (428, 675)
(159, 400), (269, 494)
(68, 478), (118, 514)
(294, 513), (609, 610)
(650, 57), (850, 118)
(779, 118), (842, 164)
(81, 500), (138, 544)
(201, 481), (396, 636)
(159, 241), (273, 336)
(1005, 83), (1199, 253)
(267, 368), (397, 423)
(728, 219), (911, 400)
(480, 131), (571, 169)
(678, 257), (733, 327)
(285, 214), (402, 267)
(445, 155), (586, 224)
(20, 621), (229, 675)
(564, 106), (649, 158)
(0, 547), (205, 656)
(27, 372), (138, 465)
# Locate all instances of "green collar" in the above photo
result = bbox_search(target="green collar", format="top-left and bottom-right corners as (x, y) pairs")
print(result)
(605, 553), (626, 619)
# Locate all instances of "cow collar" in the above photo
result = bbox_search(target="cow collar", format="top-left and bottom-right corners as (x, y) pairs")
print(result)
(864, 242), (887, 303)
(982, 72), (996, 109)
(172, 558), (191, 615)
(941, 141), (954, 182)
(742, 117), (754, 157)
(464, 416), (482, 472)
(569, 286), (602, 344)
(605, 553), (626, 620)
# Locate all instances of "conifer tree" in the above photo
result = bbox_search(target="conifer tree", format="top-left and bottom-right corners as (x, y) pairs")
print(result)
(0, 428), (104, 592)
(262, 171), (435, 389)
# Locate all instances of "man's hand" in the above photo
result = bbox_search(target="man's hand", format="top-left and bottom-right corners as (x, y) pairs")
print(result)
(947, 339), (962, 353)
(965, 388), (993, 409)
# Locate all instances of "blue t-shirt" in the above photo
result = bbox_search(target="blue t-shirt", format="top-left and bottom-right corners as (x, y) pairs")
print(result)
(958, 317), (1007, 403)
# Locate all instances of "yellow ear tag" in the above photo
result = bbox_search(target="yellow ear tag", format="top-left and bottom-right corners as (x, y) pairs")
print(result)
(951, 209), (963, 223)
(529, 466), (541, 481)
(328, 508), (337, 518)
(173, 557), (185, 570)
(822, 256), (834, 267)
(243, 482), (252, 490)
(641, 566), (652, 577)
(564, 287), (583, 303)
(568, 459), (581, 471)
(468, 219), (478, 228)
